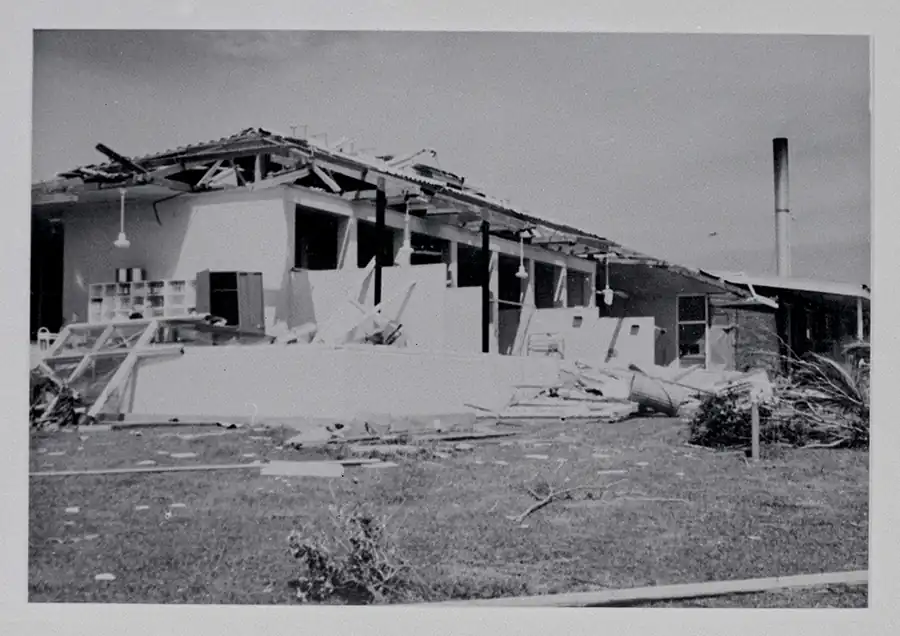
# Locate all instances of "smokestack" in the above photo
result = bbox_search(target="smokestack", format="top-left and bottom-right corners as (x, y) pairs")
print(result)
(773, 137), (791, 277)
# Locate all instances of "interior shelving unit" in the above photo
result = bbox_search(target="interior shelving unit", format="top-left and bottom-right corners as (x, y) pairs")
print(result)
(88, 279), (197, 324)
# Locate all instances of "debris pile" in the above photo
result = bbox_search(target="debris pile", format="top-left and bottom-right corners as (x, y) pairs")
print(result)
(689, 351), (869, 450)
(30, 368), (86, 430)
(496, 360), (767, 423)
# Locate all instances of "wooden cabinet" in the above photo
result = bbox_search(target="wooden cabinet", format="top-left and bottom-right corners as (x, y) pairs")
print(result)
(195, 271), (265, 334)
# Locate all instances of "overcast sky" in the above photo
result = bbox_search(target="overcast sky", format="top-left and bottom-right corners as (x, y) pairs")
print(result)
(32, 31), (870, 283)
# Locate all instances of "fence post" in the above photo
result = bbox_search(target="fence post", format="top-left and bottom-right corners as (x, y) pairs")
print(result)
(750, 399), (761, 461)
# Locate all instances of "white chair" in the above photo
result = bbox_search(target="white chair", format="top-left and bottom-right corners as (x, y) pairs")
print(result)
(37, 327), (58, 352)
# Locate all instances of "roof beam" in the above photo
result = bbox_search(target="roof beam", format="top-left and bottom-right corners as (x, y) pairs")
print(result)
(247, 167), (311, 191)
(312, 164), (342, 193)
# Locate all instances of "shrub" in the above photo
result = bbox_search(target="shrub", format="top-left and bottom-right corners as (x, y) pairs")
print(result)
(287, 505), (419, 604)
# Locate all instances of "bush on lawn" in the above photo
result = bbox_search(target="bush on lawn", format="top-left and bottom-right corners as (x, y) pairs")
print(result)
(287, 504), (419, 604)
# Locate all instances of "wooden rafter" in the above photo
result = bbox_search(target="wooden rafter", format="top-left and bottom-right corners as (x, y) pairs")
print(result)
(312, 164), (342, 193)
(247, 167), (311, 191)
(229, 159), (246, 186)
(195, 160), (225, 187)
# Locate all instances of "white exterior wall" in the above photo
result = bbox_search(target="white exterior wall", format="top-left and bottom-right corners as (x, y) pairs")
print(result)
(60, 189), (293, 327)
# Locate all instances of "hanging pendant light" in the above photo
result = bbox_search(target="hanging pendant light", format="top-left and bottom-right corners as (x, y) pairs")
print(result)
(396, 197), (413, 266)
(114, 188), (131, 249)
(515, 232), (528, 279)
(602, 254), (615, 306)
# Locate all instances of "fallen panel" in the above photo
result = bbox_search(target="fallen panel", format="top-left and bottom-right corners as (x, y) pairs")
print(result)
(260, 460), (345, 478)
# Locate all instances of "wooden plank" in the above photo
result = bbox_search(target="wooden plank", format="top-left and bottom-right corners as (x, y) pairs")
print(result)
(42, 325), (73, 359)
(30, 458), (381, 478)
(751, 400), (761, 461)
(64, 324), (115, 384)
(312, 164), (342, 193)
(46, 345), (183, 363)
(604, 317), (626, 363)
(195, 160), (224, 187)
(421, 570), (868, 607)
(248, 166), (311, 191)
(86, 320), (159, 419)
(30, 462), (264, 478)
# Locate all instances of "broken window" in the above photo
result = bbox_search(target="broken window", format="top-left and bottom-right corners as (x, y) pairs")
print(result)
(677, 294), (708, 362)
(566, 270), (588, 307)
(356, 220), (398, 268)
(533, 261), (556, 309)
(295, 206), (340, 270)
(457, 244), (486, 288)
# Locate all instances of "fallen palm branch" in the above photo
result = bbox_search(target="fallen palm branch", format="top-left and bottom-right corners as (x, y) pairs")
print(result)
(689, 348), (869, 450)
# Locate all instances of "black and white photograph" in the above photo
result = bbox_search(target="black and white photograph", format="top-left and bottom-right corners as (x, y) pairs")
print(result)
(19, 18), (877, 618)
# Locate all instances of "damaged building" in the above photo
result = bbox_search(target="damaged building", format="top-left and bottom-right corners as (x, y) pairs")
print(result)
(30, 128), (870, 424)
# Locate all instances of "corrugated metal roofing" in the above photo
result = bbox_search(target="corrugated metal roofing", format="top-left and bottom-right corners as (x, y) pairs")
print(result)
(705, 271), (870, 300)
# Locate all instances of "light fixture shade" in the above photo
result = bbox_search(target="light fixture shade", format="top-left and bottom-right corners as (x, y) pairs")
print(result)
(114, 232), (131, 249)
(515, 264), (528, 279)
(602, 287), (615, 306)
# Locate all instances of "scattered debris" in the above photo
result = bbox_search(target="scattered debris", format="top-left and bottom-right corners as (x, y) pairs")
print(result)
(65, 506), (79, 514)
(363, 462), (399, 470)
(83, 534), (100, 541)
(47, 451), (66, 457)
(136, 460), (157, 466)
(494, 460), (509, 466)
(689, 352), (868, 450)
(453, 443), (475, 452)
(285, 423), (347, 448)
(216, 421), (244, 429)
(30, 367), (86, 431)
(94, 573), (116, 582)
(169, 452), (198, 459)
(135, 505), (150, 511)
(508, 478), (626, 524)
(169, 503), (187, 509)
(525, 454), (549, 460)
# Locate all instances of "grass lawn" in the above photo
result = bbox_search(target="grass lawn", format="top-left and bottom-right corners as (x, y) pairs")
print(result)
(28, 417), (868, 606)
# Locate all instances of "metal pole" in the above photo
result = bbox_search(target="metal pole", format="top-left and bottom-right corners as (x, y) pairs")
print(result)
(773, 138), (791, 277)
(374, 178), (386, 306)
(482, 220), (491, 353)
(856, 296), (865, 341)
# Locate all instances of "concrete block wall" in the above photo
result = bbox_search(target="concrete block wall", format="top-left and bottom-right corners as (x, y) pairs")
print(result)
(127, 344), (562, 420)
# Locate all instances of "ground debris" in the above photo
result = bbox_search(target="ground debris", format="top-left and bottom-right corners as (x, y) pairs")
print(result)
(507, 477), (626, 524)
(689, 350), (869, 450)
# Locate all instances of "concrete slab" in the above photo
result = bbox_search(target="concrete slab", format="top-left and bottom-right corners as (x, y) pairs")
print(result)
(260, 460), (345, 478)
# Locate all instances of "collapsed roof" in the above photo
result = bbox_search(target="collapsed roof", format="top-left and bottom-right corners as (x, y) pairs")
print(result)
(32, 126), (756, 298)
